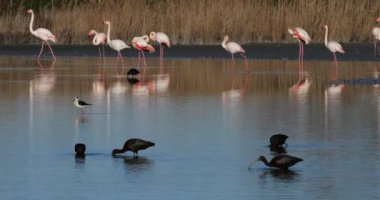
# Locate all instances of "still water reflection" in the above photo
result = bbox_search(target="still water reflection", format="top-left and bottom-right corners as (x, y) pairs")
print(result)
(0, 57), (379, 199)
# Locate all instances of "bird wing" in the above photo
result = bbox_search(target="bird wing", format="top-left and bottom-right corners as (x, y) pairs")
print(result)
(78, 100), (91, 106)
(294, 27), (311, 44)
(327, 41), (344, 53)
(110, 39), (130, 50)
(373, 27), (380, 39)
(157, 32), (170, 47)
(35, 28), (57, 42)
(226, 42), (245, 54)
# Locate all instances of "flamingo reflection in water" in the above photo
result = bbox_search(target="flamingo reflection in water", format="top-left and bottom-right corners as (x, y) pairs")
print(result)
(222, 73), (249, 103)
(31, 60), (56, 96)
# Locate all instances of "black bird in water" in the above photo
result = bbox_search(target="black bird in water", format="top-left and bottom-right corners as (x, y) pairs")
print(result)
(269, 134), (288, 147)
(75, 143), (86, 158)
(112, 138), (155, 157)
(249, 155), (303, 170)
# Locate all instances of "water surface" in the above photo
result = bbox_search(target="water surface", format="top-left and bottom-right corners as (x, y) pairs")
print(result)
(0, 57), (379, 199)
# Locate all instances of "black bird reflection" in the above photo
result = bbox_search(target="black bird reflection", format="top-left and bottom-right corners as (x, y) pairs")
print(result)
(259, 169), (300, 181)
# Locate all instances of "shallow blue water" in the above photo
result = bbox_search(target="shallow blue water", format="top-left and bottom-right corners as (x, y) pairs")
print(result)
(0, 57), (379, 199)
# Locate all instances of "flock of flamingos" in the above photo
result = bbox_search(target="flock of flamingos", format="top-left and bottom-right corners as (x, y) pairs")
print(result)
(26, 9), (380, 170)
(27, 8), (380, 72)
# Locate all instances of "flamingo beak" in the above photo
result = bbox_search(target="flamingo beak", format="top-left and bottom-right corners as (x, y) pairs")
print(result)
(376, 18), (380, 23)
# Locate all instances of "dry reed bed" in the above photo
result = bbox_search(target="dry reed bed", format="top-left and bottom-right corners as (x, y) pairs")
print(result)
(1, 0), (380, 45)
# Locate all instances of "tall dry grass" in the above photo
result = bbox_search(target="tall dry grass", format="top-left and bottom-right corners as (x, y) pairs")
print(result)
(0, 0), (380, 45)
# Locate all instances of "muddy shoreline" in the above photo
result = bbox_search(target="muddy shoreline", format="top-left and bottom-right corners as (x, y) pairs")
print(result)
(0, 43), (377, 61)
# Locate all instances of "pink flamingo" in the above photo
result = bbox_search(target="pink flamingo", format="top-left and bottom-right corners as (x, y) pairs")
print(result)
(149, 32), (170, 62)
(131, 35), (155, 68)
(372, 18), (380, 57)
(104, 21), (130, 67)
(88, 30), (106, 62)
(221, 35), (248, 71)
(27, 9), (57, 60)
(324, 25), (344, 65)
(288, 27), (311, 64)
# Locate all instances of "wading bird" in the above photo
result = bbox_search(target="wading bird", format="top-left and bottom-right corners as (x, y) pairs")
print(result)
(104, 21), (130, 67)
(27, 9), (57, 60)
(288, 27), (310, 72)
(372, 18), (380, 57)
(73, 97), (92, 114)
(112, 138), (155, 157)
(88, 30), (107, 61)
(249, 155), (303, 170)
(149, 32), (170, 62)
(221, 35), (248, 72)
(324, 25), (344, 65)
(131, 35), (155, 68)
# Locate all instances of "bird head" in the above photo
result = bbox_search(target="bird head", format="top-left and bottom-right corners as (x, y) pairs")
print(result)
(88, 30), (96, 40)
(75, 143), (86, 155)
(142, 35), (150, 42)
(73, 96), (79, 101)
(149, 32), (157, 41)
(324, 25), (328, 29)
(257, 155), (266, 162)
(26, 9), (33, 14)
(223, 35), (229, 41)
(104, 21), (110, 25)
(376, 18), (380, 23)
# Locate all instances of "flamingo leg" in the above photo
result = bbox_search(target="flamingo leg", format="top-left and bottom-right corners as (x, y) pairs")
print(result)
(98, 46), (102, 63)
(160, 44), (163, 61)
(374, 40), (377, 57)
(333, 52), (338, 66)
(300, 43), (304, 73)
(37, 41), (45, 60)
(231, 54), (236, 72)
(142, 51), (147, 68)
(45, 41), (56, 60)
(119, 52), (125, 68)
(138, 51), (141, 68)
(240, 53), (249, 71)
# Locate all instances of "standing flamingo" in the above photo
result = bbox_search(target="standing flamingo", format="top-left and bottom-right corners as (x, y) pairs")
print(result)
(27, 9), (57, 60)
(88, 30), (106, 62)
(288, 27), (311, 64)
(131, 35), (155, 68)
(324, 25), (345, 65)
(104, 21), (130, 67)
(221, 35), (248, 71)
(372, 18), (380, 57)
(149, 32), (170, 62)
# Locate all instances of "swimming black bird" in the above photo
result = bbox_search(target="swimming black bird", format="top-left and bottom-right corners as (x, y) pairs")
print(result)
(75, 143), (86, 158)
(250, 155), (303, 170)
(112, 138), (155, 157)
(269, 134), (288, 147)
(127, 68), (140, 77)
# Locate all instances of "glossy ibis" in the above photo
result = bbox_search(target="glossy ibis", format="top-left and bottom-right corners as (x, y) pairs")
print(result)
(112, 138), (155, 157)
(249, 155), (303, 170)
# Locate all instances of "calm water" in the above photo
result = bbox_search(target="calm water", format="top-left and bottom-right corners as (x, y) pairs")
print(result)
(0, 56), (379, 199)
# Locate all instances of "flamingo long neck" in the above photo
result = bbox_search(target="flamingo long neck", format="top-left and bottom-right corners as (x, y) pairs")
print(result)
(106, 24), (111, 44)
(29, 12), (36, 35)
(222, 37), (228, 50)
(324, 26), (329, 46)
(92, 31), (98, 45)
